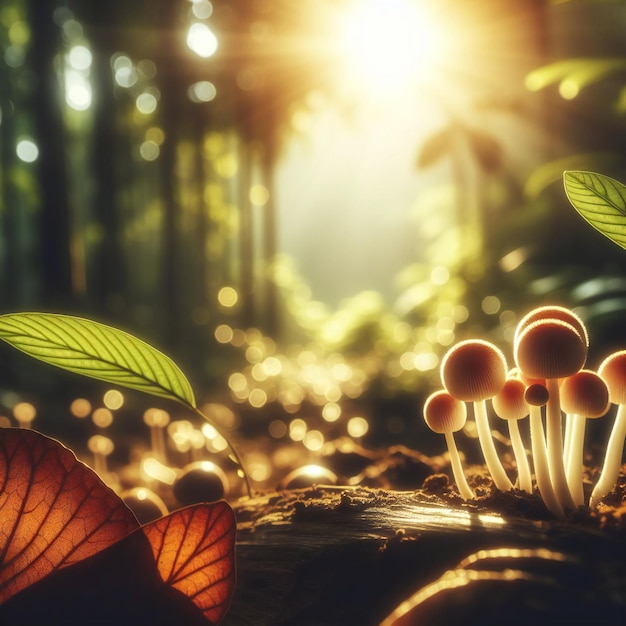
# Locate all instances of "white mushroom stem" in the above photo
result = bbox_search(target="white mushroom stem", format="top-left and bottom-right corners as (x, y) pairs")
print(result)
(565, 413), (587, 507)
(423, 389), (474, 501)
(444, 430), (475, 500)
(560, 370), (609, 508)
(563, 413), (574, 466)
(473, 399), (514, 492)
(590, 404), (626, 508)
(545, 377), (576, 512)
(528, 404), (563, 517)
(507, 418), (533, 494)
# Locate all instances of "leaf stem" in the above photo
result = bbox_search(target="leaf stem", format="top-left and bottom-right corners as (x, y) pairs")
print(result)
(193, 406), (252, 498)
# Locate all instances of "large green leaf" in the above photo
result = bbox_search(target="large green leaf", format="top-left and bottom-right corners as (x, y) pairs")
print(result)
(563, 171), (626, 250)
(0, 313), (196, 408)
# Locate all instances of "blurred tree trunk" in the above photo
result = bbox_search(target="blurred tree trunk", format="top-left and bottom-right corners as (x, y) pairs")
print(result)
(26, 0), (73, 307)
(156, 1), (185, 349)
(84, 5), (127, 315)
(261, 128), (278, 336)
(238, 132), (255, 329)
(0, 85), (20, 306)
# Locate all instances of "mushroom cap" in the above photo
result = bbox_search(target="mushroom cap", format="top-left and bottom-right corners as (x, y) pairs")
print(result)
(598, 350), (626, 405)
(440, 339), (507, 402)
(492, 377), (529, 421)
(423, 389), (467, 434)
(560, 369), (610, 418)
(514, 318), (587, 380)
(514, 305), (588, 347)
(525, 382), (549, 407)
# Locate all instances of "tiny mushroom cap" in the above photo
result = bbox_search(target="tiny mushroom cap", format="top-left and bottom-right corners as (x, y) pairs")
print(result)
(525, 383), (549, 407)
(441, 339), (507, 402)
(423, 390), (467, 434)
(492, 378), (528, 421)
(515, 305), (589, 348)
(598, 350), (626, 405)
(514, 318), (587, 381)
(560, 369), (610, 419)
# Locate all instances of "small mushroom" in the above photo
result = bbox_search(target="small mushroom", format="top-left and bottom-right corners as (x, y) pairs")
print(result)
(143, 408), (171, 464)
(441, 339), (512, 492)
(492, 377), (533, 494)
(121, 487), (169, 524)
(173, 460), (230, 505)
(560, 370), (610, 507)
(423, 389), (474, 500)
(590, 350), (626, 508)
(524, 382), (563, 517)
(13, 402), (36, 429)
(515, 318), (587, 512)
(87, 434), (115, 479)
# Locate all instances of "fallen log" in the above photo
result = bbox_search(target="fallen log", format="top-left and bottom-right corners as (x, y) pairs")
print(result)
(223, 484), (626, 626)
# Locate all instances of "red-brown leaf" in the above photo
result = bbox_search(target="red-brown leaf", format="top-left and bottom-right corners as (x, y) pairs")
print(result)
(143, 502), (237, 624)
(0, 428), (139, 604)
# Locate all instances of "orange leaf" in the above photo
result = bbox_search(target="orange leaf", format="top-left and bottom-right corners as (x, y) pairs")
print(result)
(0, 515), (224, 625)
(0, 429), (236, 625)
(0, 428), (139, 604)
(143, 502), (237, 624)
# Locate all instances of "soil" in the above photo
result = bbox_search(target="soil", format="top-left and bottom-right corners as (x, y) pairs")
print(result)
(222, 445), (626, 626)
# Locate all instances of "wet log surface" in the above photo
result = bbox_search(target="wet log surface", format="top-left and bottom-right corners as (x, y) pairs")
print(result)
(223, 480), (626, 626)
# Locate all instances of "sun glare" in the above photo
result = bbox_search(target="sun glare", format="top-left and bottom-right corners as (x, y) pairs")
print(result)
(338, 0), (444, 96)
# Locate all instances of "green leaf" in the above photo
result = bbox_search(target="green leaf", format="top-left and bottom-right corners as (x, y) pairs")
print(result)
(563, 171), (626, 250)
(0, 313), (196, 408)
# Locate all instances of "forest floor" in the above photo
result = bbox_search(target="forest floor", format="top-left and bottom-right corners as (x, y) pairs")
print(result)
(223, 445), (626, 626)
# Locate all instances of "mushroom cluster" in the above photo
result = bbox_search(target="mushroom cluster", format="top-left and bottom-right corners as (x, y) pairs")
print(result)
(423, 305), (626, 517)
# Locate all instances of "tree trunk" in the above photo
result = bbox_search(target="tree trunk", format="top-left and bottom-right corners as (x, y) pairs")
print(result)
(27, 0), (73, 307)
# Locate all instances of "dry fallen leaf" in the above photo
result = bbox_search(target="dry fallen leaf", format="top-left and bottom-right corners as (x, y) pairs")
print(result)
(0, 428), (236, 625)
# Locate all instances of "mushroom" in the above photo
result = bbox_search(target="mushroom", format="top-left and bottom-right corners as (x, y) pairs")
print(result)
(441, 339), (513, 492)
(491, 377), (533, 494)
(590, 350), (626, 508)
(560, 369), (610, 507)
(514, 305), (589, 349)
(143, 408), (171, 464)
(524, 382), (563, 516)
(12, 402), (37, 429)
(515, 305), (589, 465)
(423, 389), (475, 500)
(87, 434), (115, 479)
(515, 318), (587, 512)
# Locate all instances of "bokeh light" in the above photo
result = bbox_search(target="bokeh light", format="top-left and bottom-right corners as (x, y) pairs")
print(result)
(103, 389), (124, 410)
(16, 139), (38, 163)
(186, 22), (218, 58)
(218, 286), (238, 307)
(92, 407), (114, 428)
(70, 398), (92, 418)
(188, 80), (217, 103)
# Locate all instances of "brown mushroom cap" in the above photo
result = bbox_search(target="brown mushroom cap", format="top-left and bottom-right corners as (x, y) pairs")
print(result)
(440, 339), (507, 402)
(423, 390), (467, 434)
(560, 369), (610, 418)
(514, 318), (587, 380)
(598, 350), (626, 405)
(525, 382), (549, 407)
(492, 378), (529, 421)
(514, 305), (588, 347)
